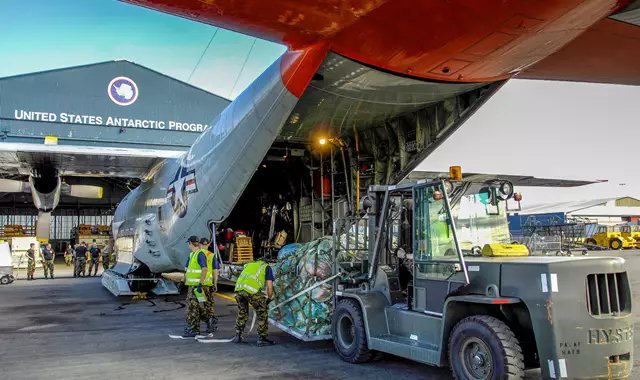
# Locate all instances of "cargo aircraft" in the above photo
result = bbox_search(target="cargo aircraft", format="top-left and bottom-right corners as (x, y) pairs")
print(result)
(0, 0), (637, 294)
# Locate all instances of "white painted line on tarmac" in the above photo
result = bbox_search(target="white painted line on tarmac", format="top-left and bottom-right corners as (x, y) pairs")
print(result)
(18, 323), (58, 331)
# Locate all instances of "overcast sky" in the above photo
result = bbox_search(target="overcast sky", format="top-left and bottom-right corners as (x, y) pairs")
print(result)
(2, 0), (637, 206)
(418, 79), (640, 205)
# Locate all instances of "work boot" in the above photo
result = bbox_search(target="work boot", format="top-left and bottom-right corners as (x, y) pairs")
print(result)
(182, 326), (198, 338)
(208, 317), (218, 333)
(233, 332), (244, 344)
(257, 337), (275, 346)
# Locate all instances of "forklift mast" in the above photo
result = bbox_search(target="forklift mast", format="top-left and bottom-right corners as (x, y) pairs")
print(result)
(335, 180), (471, 306)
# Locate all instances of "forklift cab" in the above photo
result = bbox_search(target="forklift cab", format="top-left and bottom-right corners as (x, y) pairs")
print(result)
(410, 182), (468, 315)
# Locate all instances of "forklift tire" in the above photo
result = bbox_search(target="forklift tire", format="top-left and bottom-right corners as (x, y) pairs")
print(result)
(333, 298), (373, 363)
(0, 276), (9, 285)
(609, 239), (623, 250)
(448, 315), (525, 380)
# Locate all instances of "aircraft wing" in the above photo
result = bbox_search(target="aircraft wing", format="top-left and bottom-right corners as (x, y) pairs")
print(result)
(404, 171), (604, 188)
(122, 0), (640, 86)
(0, 143), (184, 178)
(519, 12), (640, 86)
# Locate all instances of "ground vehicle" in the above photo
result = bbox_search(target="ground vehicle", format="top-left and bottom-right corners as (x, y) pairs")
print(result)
(585, 226), (635, 250)
(9, 236), (40, 269)
(0, 241), (14, 284)
(316, 180), (632, 379)
(620, 225), (640, 248)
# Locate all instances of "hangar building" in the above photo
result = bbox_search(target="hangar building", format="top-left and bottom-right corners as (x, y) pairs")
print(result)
(0, 60), (230, 247)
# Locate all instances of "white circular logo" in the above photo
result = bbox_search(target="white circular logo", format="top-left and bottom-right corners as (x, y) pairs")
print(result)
(108, 76), (139, 106)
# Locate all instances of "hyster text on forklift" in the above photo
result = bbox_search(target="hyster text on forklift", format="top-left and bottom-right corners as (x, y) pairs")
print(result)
(322, 179), (632, 380)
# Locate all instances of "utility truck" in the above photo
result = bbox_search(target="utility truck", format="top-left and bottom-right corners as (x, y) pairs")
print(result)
(272, 178), (634, 380)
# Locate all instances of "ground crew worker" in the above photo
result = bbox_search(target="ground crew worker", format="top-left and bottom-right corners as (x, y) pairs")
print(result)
(199, 237), (219, 335)
(234, 256), (275, 346)
(88, 243), (101, 276)
(42, 243), (55, 279)
(182, 235), (209, 338)
(101, 245), (111, 271)
(64, 245), (74, 267)
(74, 242), (88, 277)
(26, 243), (37, 280)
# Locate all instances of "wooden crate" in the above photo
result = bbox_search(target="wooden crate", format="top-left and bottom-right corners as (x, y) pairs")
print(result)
(232, 236), (254, 263)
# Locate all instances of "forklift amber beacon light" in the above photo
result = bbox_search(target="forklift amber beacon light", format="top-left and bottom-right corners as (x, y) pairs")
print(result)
(448, 166), (462, 181)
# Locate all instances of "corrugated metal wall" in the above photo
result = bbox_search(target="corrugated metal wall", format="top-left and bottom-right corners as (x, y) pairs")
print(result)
(615, 197), (640, 207)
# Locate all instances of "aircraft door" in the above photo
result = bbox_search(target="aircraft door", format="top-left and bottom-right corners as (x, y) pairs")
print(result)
(412, 182), (469, 316)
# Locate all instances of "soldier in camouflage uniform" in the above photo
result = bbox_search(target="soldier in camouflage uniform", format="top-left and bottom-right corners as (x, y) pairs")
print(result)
(74, 242), (88, 277)
(42, 243), (55, 279)
(87, 243), (101, 276)
(234, 258), (275, 346)
(199, 238), (219, 335)
(182, 236), (209, 337)
(101, 245), (111, 271)
(26, 243), (37, 280)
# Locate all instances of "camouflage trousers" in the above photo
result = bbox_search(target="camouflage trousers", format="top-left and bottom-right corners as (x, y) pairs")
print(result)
(235, 290), (268, 338)
(87, 258), (99, 276)
(74, 257), (86, 277)
(65, 255), (73, 266)
(27, 259), (36, 278)
(43, 259), (54, 278)
(202, 286), (216, 321)
(102, 256), (110, 271)
(185, 287), (208, 334)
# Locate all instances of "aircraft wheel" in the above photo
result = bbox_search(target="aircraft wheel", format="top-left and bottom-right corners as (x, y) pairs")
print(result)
(0, 276), (10, 285)
(449, 315), (525, 380)
(610, 239), (623, 250)
(333, 298), (373, 363)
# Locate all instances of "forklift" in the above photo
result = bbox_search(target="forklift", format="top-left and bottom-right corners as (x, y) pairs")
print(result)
(329, 179), (633, 380)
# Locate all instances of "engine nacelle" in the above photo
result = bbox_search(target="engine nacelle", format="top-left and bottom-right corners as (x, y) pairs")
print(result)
(29, 168), (61, 212)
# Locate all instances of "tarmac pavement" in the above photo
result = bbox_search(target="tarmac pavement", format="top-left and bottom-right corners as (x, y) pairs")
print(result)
(1, 252), (639, 379)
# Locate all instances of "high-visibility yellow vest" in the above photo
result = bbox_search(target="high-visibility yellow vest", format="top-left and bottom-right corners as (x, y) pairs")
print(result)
(202, 249), (214, 286)
(234, 261), (267, 294)
(185, 250), (207, 286)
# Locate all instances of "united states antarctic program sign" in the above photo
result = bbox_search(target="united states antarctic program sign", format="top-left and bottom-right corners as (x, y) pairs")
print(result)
(108, 76), (139, 106)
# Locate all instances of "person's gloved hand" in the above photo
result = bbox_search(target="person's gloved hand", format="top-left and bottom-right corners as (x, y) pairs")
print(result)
(212, 284), (217, 292)
(196, 285), (202, 293)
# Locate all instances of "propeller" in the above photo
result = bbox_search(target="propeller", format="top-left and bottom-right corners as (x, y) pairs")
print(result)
(62, 184), (104, 199)
(0, 179), (29, 193)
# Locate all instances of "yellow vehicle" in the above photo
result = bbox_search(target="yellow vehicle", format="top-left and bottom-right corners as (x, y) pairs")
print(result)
(585, 225), (635, 250)
(620, 225), (640, 248)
